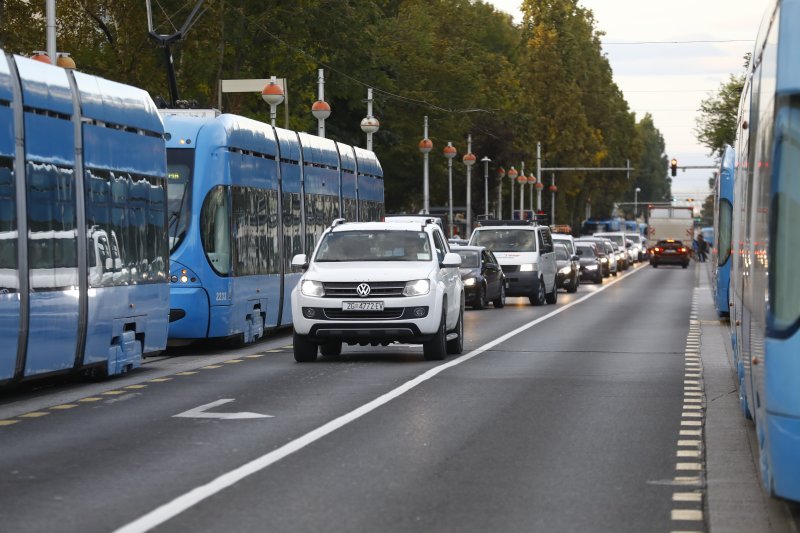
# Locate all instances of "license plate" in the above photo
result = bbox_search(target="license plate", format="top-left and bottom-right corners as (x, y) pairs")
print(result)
(664, 250), (675, 253)
(342, 301), (384, 311)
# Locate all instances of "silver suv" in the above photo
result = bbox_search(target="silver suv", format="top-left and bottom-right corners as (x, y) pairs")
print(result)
(291, 219), (465, 362)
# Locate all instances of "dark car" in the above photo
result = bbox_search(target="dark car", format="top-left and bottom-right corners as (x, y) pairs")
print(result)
(575, 242), (603, 284)
(650, 239), (691, 268)
(555, 243), (579, 293)
(452, 245), (506, 309)
(575, 237), (612, 277)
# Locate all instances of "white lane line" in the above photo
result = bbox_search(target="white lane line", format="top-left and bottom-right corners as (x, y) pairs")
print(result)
(115, 265), (647, 533)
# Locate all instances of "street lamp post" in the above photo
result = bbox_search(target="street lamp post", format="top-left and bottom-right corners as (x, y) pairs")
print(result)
(497, 167), (506, 219)
(360, 88), (380, 151)
(419, 117), (433, 214)
(634, 187), (641, 219)
(518, 162), (526, 218)
(463, 135), (476, 236)
(507, 166), (518, 220)
(261, 76), (284, 127)
(444, 142), (457, 236)
(481, 157), (491, 217)
(311, 69), (331, 137)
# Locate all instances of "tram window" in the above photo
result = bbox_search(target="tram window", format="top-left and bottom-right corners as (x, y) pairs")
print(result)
(201, 186), (231, 276)
(718, 200), (732, 266)
(283, 192), (302, 270)
(771, 98), (800, 332)
(26, 162), (77, 291)
(0, 160), (16, 282)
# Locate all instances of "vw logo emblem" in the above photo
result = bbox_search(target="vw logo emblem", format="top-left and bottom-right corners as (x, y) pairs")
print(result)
(356, 283), (371, 297)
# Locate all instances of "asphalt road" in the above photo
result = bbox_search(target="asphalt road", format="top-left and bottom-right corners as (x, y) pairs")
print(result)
(0, 262), (742, 532)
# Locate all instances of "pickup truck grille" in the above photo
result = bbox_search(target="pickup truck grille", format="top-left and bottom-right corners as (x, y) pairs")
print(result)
(323, 308), (405, 320)
(322, 282), (406, 298)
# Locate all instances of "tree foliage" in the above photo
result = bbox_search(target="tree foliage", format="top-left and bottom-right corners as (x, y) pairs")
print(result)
(0, 0), (671, 227)
(694, 73), (745, 157)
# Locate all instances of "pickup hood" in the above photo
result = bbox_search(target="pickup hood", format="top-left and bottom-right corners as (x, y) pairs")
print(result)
(304, 261), (435, 282)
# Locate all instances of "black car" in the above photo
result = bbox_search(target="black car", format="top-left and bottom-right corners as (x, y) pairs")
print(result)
(575, 242), (603, 283)
(451, 245), (506, 309)
(575, 237), (612, 277)
(650, 239), (691, 268)
(555, 243), (579, 293)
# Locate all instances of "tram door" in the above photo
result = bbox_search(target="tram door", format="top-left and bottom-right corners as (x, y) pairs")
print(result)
(18, 59), (81, 377)
(0, 54), (18, 381)
(23, 161), (81, 376)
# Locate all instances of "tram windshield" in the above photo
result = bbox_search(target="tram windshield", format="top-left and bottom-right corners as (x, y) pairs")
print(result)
(167, 148), (193, 253)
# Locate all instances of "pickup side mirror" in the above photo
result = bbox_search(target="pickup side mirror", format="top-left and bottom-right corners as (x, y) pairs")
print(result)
(291, 254), (309, 270)
(441, 252), (462, 268)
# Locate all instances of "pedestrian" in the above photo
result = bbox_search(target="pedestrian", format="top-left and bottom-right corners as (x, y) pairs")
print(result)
(697, 233), (707, 262)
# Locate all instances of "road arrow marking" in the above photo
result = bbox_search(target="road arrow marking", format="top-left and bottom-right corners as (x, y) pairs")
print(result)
(173, 399), (273, 420)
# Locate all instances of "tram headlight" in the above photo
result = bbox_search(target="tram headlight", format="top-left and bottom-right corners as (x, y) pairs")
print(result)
(180, 268), (188, 283)
(301, 280), (325, 297)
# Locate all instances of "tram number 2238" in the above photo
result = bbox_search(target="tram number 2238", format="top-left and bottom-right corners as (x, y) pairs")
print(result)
(216, 292), (229, 302)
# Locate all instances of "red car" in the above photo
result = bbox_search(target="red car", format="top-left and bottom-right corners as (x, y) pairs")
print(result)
(649, 239), (690, 268)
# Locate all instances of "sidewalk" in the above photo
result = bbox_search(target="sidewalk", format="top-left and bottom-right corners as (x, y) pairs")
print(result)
(697, 263), (797, 533)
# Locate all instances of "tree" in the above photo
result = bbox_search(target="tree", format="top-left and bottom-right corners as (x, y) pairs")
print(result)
(694, 69), (746, 157)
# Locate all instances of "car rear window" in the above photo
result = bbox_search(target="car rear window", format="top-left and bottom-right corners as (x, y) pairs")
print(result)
(456, 250), (480, 267)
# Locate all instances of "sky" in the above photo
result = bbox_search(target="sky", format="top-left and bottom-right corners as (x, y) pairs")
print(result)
(486, 0), (771, 206)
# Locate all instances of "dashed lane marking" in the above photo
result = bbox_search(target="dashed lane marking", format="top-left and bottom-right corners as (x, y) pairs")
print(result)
(19, 412), (49, 418)
(78, 397), (103, 402)
(50, 404), (78, 410)
(0, 420), (19, 426)
(148, 378), (173, 382)
(175, 372), (199, 376)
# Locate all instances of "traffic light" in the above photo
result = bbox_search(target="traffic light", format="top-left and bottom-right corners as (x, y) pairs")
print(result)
(670, 159), (678, 177)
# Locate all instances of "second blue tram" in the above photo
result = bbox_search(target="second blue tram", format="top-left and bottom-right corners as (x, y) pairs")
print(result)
(163, 111), (384, 345)
(712, 144), (734, 317)
(0, 50), (169, 384)
(730, 0), (800, 502)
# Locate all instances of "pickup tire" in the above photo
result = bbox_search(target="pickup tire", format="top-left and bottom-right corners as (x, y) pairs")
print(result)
(446, 306), (464, 355)
(293, 331), (318, 362)
(423, 308), (447, 361)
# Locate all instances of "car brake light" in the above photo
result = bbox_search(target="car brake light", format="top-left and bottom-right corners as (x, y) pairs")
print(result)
(654, 247), (661, 253)
(679, 247), (687, 253)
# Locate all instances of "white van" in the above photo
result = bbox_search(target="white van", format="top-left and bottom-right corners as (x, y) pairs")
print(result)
(468, 222), (557, 306)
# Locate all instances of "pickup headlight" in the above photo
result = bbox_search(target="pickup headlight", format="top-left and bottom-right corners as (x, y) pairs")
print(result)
(463, 277), (477, 287)
(403, 279), (430, 296)
(519, 263), (537, 272)
(300, 280), (325, 297)
(559, 266), (572, 275)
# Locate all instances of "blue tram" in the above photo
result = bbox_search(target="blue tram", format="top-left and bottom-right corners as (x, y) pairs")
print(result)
(0, 51), (169, 383)
(163, 112), (383, 345)
(730, 0), (800, 502)
(711, 145), (734, 318)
